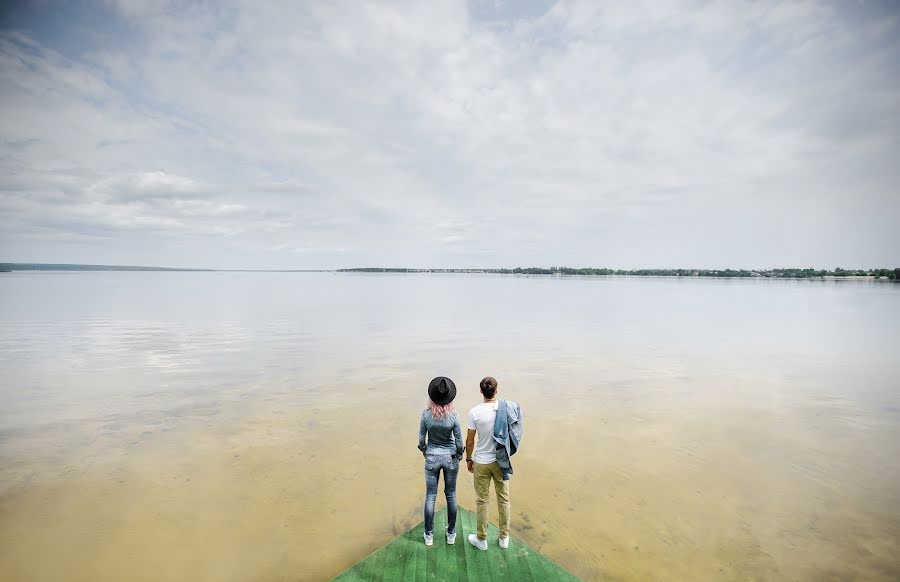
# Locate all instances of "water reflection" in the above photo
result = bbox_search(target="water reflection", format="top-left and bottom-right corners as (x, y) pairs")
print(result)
(1, 272), (899, 580)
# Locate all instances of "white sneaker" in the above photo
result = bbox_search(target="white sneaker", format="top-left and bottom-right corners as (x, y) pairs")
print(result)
(446, 528), (456, 545)
(467, 534), (488, 551)
(423, 532), (433, 547)
(499, 536), (509, 549)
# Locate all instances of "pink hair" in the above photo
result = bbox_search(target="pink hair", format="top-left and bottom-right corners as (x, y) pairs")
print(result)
(428, 400), (456, 420)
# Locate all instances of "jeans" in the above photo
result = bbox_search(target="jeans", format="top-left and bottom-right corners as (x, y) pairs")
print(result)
(423, 453), (459, 535)
(474, 461), (510, 540)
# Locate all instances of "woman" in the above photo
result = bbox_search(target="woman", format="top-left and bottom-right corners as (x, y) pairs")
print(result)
(418, 376), (464, 546)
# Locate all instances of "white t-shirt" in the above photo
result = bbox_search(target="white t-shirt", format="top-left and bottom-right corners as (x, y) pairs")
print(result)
(467, 401), (499, 464)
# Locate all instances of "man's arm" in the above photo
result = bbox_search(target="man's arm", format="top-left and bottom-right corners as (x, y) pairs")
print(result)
(465, 429), (476, 473)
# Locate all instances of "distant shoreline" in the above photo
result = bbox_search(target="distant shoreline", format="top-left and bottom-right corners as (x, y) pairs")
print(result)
(2, 263), (898, 280)
(338, 267), (900, 280)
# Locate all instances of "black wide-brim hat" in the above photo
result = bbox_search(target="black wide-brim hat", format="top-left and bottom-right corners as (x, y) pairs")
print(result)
(428, 376), (457, 405)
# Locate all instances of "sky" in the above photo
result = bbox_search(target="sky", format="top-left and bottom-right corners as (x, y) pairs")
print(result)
(1, 0), (898, 270)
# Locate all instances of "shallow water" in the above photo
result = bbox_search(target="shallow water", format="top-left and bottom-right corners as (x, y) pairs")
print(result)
(1, 272), (899, 580)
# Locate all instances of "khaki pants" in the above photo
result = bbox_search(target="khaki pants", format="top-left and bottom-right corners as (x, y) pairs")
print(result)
(473, 461), (510, 541)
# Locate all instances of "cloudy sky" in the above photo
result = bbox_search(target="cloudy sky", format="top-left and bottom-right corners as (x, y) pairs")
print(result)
(1, 1), (898, 269)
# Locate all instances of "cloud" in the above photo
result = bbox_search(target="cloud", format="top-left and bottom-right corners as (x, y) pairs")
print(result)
(253, 179), (316, 195)
(1, 0), (898, 268)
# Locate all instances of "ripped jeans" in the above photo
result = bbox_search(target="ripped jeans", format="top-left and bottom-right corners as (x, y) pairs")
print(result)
(423, 453), (459, 535)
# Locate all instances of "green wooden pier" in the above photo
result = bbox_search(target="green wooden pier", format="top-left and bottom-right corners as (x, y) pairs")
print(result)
(331, 507), (581, 581)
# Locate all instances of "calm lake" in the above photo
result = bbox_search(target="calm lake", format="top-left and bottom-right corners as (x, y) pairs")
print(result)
(1, 271), (899, 581)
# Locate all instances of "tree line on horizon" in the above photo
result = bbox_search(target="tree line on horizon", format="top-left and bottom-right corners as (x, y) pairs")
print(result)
(341, 266), (900, 279)
(3, 263), (898, 279)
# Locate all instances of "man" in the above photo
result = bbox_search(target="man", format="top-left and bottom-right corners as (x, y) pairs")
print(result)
(465, 376), (511, 551)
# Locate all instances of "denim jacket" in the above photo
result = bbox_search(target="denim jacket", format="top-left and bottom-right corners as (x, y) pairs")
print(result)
(418, 410), (464, 457)
(492, 400), (522, 480)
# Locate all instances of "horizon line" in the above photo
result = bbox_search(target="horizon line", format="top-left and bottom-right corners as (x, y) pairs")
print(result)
(2, 262), (899, 273)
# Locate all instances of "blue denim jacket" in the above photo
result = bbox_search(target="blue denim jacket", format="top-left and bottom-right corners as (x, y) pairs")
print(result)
(418, 410), (464, 457)
(492, 400), (522, 480)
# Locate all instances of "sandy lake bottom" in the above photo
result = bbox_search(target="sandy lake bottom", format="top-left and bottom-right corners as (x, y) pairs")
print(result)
(1, 272), (899, 580)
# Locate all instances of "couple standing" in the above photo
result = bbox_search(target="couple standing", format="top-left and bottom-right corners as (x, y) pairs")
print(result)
(417, 376), (522, 551)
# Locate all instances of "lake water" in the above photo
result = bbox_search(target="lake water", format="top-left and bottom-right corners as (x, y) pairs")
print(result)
(1, 271), (899, 581)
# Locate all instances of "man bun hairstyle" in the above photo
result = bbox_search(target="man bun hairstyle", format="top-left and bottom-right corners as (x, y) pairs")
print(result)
(480, 376), (498, 399)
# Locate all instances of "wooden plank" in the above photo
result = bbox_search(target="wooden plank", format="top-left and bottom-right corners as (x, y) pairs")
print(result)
(520, 557), (539, 582)
(461, 509), (491, 582)
(426, 508), (439, 581)
(438, 508), (458, 582)
(413, 519), (426, 581)
(523, 541), (552, 582)
(377, 541), (406, 582)
(459, 508), (478, 580)
(484, 516), (511, 582)
(483, 525), (503, 581)
(452, 508), (469, 582)
(498, 537), (527, 582)
(511, 538), (535, 582)
(330, 506), (582, 581)
(402, 523), (418, 582)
